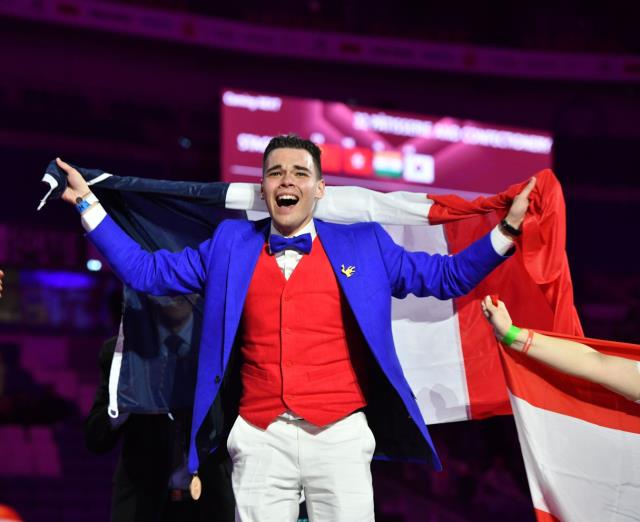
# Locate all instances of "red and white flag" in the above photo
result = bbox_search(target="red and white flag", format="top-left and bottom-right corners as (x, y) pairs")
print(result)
(500, 333), (640, 522)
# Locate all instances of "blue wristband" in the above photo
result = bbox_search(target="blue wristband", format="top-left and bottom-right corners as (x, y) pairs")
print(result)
(75, 198), (91, 214)
(75, 192), (98, 214)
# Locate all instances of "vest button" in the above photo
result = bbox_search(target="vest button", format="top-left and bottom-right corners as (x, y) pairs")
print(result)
(215, 375), (221, 384)
(285, 360), (293, 367)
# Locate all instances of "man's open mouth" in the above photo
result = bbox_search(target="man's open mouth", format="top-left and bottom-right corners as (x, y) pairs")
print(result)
(276, 195), (299, 207)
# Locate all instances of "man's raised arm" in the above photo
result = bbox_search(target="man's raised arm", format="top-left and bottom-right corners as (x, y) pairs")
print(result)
(56, 158), (210, 296)
(378, 177), (537, 300)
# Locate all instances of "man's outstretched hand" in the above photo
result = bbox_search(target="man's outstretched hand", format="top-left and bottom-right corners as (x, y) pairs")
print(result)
(0, 269), (4, 298)
(504, 177), (536, 230)
(56, 158), (92, 205)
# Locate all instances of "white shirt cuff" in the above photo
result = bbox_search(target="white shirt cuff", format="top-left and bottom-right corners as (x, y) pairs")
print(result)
(81, 204), (107, 232)
(490, 225), (515, 255)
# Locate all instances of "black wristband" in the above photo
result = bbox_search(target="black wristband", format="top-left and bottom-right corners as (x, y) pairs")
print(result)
(500, 219), (522, 237)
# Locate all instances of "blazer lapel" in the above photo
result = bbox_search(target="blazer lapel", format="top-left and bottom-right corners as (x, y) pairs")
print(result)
(315, 220), (374, 343)
(223, 219), (269, 358)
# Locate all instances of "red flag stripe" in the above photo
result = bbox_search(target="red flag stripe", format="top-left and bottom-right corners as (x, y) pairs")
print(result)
(429, 169), (583, 336)
(439, 176), (568, 419)
(500, 342), (640, 434)
(534, 509), (562, 522)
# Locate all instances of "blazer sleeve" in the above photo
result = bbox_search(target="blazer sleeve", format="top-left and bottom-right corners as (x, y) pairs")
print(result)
(372, 222), (508, 300)
(86, 215), (222, 295)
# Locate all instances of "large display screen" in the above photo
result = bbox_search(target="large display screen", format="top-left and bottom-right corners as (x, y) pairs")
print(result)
(221, 89), (553, 194)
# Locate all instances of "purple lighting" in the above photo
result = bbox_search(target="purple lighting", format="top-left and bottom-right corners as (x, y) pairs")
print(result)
(21, 270), (96, 290)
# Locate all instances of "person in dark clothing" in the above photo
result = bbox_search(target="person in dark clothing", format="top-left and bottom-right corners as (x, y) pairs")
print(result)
(85, 337), (235, 522)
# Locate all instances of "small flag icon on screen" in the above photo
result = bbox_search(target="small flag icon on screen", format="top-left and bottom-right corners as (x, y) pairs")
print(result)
(319, 144), (343, 173)
(373, 151), (403, 178)
(343, 147), (373, 176)
(403, 153), (435, 184)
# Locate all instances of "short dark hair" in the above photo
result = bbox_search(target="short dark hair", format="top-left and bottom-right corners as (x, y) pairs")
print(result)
(262, 134), (322, 179)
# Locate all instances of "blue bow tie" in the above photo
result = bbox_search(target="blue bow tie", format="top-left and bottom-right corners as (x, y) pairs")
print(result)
(269, 233), (313, 254)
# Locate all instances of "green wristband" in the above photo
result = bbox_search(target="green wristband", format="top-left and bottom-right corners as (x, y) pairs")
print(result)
(501, 325), (521, 346)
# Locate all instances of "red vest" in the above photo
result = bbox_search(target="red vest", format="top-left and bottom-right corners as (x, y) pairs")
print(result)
(238, 238), (368, 428)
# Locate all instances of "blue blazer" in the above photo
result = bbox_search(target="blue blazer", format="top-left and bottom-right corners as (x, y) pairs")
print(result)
(88, 216), (507, 473)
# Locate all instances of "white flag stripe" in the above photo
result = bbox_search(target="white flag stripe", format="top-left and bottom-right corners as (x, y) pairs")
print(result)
(384, 223), (470, 424)
(510, 393), (640, 522)
(225, 182), (266, 211)
(225, 183), (433, 226)
(319, 186), (432, 225)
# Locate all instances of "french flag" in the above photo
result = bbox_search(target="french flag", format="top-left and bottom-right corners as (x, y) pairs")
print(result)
(40, 162), (640, 520)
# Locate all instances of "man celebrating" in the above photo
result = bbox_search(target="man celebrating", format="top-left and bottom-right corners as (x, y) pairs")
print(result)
(57, 134), (535, 521)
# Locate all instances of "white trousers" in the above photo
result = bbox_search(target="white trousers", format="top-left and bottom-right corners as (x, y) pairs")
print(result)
(227, 412), (376, 522)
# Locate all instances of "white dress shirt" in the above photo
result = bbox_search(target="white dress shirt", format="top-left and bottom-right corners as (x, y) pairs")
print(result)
(269, 220), (317, 280)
